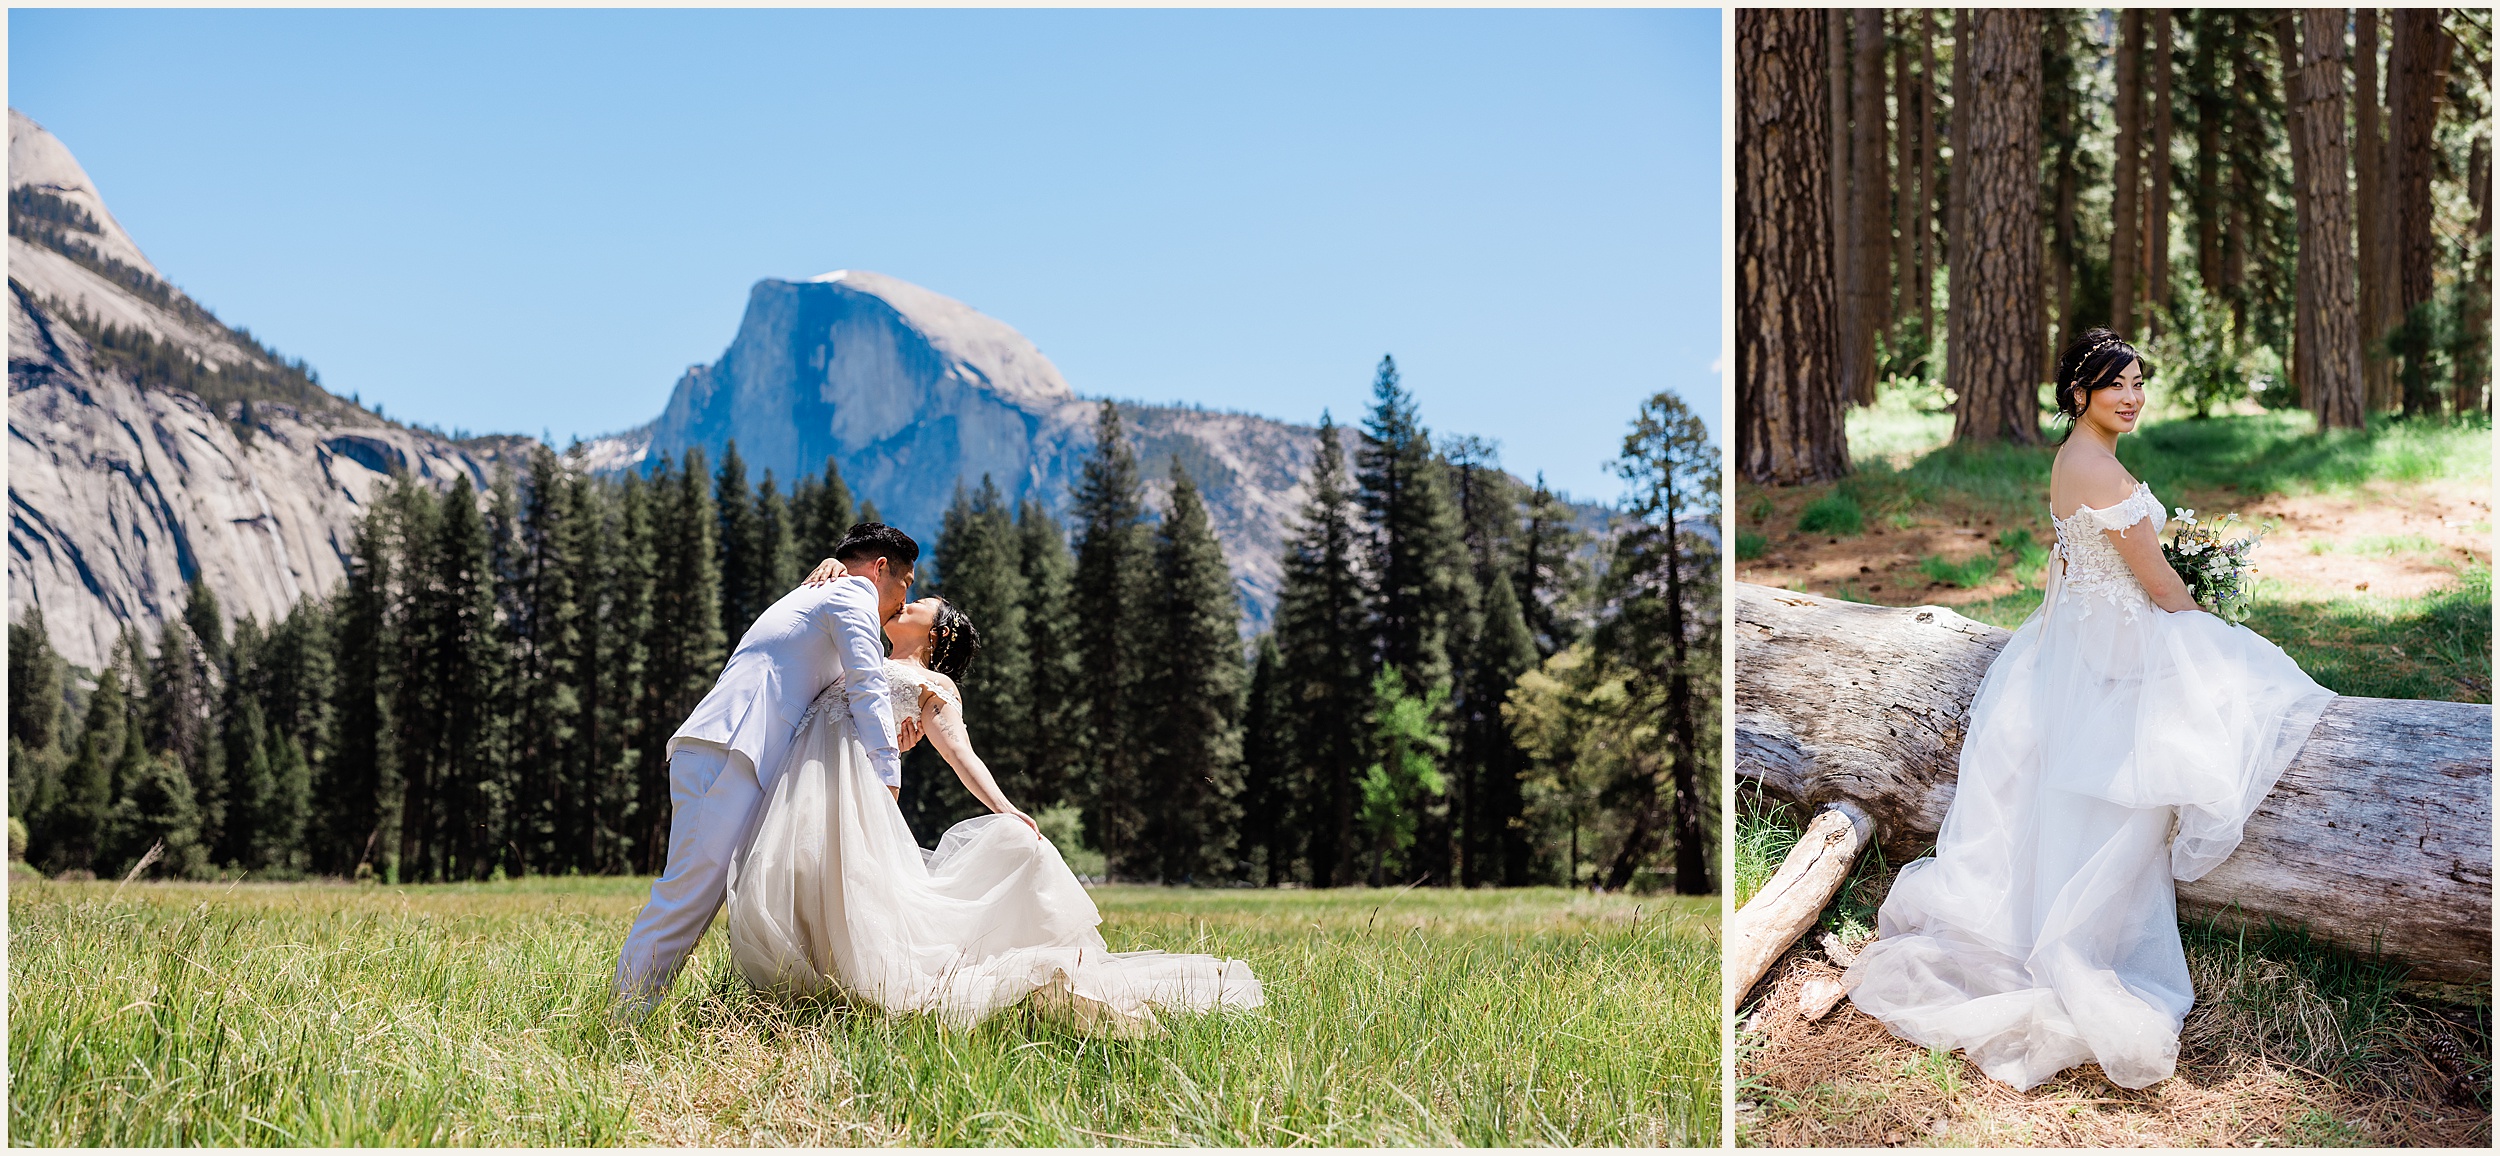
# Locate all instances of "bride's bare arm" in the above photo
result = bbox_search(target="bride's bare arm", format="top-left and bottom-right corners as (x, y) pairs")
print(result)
(917, 688), (1037, 831)
(2106, 520), (2201, 614)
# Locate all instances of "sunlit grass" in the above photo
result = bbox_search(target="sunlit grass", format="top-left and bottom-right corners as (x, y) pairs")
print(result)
(8, 877), (1719, 1146)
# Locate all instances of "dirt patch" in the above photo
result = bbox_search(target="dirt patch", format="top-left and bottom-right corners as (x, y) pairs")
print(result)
(1736, 946), (2491, 1148)
(1738, 478), (2491, 609)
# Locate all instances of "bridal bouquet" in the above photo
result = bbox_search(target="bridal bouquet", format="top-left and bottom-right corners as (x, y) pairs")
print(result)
(2163, 507), (2265, 623)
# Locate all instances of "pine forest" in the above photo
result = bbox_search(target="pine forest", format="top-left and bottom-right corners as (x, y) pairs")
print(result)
(1739, 7), (2491, 482)
(9, 366), (1720, 896)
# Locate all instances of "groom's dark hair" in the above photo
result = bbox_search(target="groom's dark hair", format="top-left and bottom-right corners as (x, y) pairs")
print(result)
(833, 522), (919, 570)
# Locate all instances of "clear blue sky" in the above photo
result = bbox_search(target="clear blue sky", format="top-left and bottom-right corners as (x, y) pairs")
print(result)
(11, 8), (1719, 506)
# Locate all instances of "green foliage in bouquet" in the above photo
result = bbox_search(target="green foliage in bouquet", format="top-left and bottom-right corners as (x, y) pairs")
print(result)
(2163, 507), (2269, 624)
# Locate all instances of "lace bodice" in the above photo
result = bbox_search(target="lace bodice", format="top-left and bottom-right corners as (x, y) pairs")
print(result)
(797, 659), (961, 734)
(2051, 481), (2167, 621)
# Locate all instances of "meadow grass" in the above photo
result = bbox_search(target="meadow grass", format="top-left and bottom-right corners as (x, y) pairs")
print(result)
(8, 876), (1718, 1146)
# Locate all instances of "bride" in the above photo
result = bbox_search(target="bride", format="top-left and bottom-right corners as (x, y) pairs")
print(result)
(722, 586), (1263, 1035)
(1842, 329), (2336, 1091)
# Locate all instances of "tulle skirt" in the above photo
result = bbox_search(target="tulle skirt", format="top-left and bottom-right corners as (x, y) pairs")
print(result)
(1844, 587), (2333, 1090)
(722, 701), (1264, 1035)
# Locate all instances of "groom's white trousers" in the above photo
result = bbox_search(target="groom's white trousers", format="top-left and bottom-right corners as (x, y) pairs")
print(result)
(614, 743), (761, 1004)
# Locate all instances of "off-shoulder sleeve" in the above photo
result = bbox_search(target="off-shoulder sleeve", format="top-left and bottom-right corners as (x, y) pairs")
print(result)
(922, 676), (962, 711)
(2080, 486), (2159, 536)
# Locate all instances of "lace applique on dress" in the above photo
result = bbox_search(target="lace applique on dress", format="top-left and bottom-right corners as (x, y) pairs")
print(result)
(2052, 482), (2167, 622)
(796, 660), (960, 733)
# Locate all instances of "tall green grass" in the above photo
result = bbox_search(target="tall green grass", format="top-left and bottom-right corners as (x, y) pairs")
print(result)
(8, 878), (1719, 1146)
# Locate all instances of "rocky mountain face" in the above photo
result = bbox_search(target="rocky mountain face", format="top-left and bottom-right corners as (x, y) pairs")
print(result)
(582, 270), (1355, 630)
(8, 110), (522, 670)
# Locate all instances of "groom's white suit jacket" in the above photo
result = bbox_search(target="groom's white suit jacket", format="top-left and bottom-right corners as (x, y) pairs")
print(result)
(668, 574), (904, 790)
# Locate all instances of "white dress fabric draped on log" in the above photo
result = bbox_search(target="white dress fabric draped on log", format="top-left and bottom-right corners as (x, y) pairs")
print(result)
(1844, 482), (2334, 1090)
(723, 659), (1263, 1034)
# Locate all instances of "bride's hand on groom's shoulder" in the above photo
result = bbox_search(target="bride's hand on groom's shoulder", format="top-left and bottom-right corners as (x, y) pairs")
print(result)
(802, 558), (845, 586)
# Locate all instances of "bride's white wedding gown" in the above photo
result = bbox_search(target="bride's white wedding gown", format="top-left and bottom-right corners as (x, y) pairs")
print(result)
(1844, 482), (2335, 1090)
(722, 660), (1264, 1034)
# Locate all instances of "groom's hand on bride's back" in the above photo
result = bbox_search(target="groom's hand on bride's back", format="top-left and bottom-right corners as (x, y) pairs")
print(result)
(801, 558), (846, 586)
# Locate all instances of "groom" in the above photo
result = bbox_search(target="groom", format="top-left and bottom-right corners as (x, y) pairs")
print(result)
(612, 522), (920, 1015)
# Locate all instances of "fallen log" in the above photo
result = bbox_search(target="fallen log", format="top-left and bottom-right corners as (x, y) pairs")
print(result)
(1734, 582), (2494, 986)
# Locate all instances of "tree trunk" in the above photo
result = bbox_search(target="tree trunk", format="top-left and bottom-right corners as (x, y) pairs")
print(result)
(2390, 8), (2449, 416)
(1831, 9), (1859, 412)
(2283, 10), (2368, 429)
(1851, 7), (1889, 404)
(1946, 9), (2043, 445)
(2354, 9), (2395, 411)
(2148, 8), (2175, 332)
(1916, 10), (1937, 347)
(1892, 15), (1916, 333)
(2459, 131), (2491, 417)
(2192, 11), (2223, 303)
(1738, 8), (1851, 486)
(2111, 9), (2146, 337)
(1732, 582), (2495, 986)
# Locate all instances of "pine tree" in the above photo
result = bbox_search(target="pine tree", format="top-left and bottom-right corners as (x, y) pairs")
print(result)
(1356, 356), (1473, 692)
(753, 470), (800, 615)
(714, 440), (760, 636)
(791, 456), (857, 568)
(144, 614), (217, 852)
(1353, 356), (1473, 883)
(107, 749), (207, 880)
(1270, 414), (1370, 887)
(1070, 401), (1152, 879)
(404, 474), (507, 880)
(220, 691), (275, 870)
(513, 445), (586, 873)
(636, 451), (725, 873)
(1597, 392), (1720, 894)
(933, 478), (1034, 796)
(184, 578), (227, 673)
(262, 732), (312, 873)
(1016, 498), (1082, 810)
(45, 645), (126, 873)
(1515, 475), (1588, 661)
(1238, 633), (1291, 885)
(325, 484), (402, 878)
(1140, 458), (1247, 882)
(1462, 566), (1539, 886)
(9, 606), (65, 827)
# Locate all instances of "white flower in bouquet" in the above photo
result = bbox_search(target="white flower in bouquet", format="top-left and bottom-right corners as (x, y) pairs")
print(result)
(2162, 510), (2268, 624)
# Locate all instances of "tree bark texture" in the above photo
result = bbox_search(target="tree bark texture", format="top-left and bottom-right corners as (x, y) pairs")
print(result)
(2354, 9), (2396, 412)
(2111, 9), (2146, 339)
(1831, 9), (1859, 413)
(2389, 8), (2451, 416)
(2276, 10), (2367, 429)
(2149, 8), (2175, 330)
(1738, 8), (1850, 486)
(1850, 7), (1889, 405)
(1893, 16), (1916, 332)
(1946, 9), (2043, 446)
(2460, 131), (2491, 417)
(1915, 10), (1936, 344)
(1732, 582), (2494, 986)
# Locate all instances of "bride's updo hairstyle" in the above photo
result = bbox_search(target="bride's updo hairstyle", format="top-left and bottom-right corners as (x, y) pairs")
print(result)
(924, 600), (983, 682)
(2051, 327), (2152, 443)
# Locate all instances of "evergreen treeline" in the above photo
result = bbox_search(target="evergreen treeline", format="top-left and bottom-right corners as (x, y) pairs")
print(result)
(11, 374), (1719, 893)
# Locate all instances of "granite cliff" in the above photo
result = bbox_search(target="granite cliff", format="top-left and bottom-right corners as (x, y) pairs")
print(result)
(8, 110), (523, 670)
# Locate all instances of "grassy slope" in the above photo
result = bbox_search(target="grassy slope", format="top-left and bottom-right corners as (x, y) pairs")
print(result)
(8, 878), (1718, 1146)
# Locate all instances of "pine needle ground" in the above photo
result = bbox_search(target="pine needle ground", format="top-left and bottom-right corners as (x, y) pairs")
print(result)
(1732, 797), (2491, 1148)
(8, 877), (1718, 1146)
